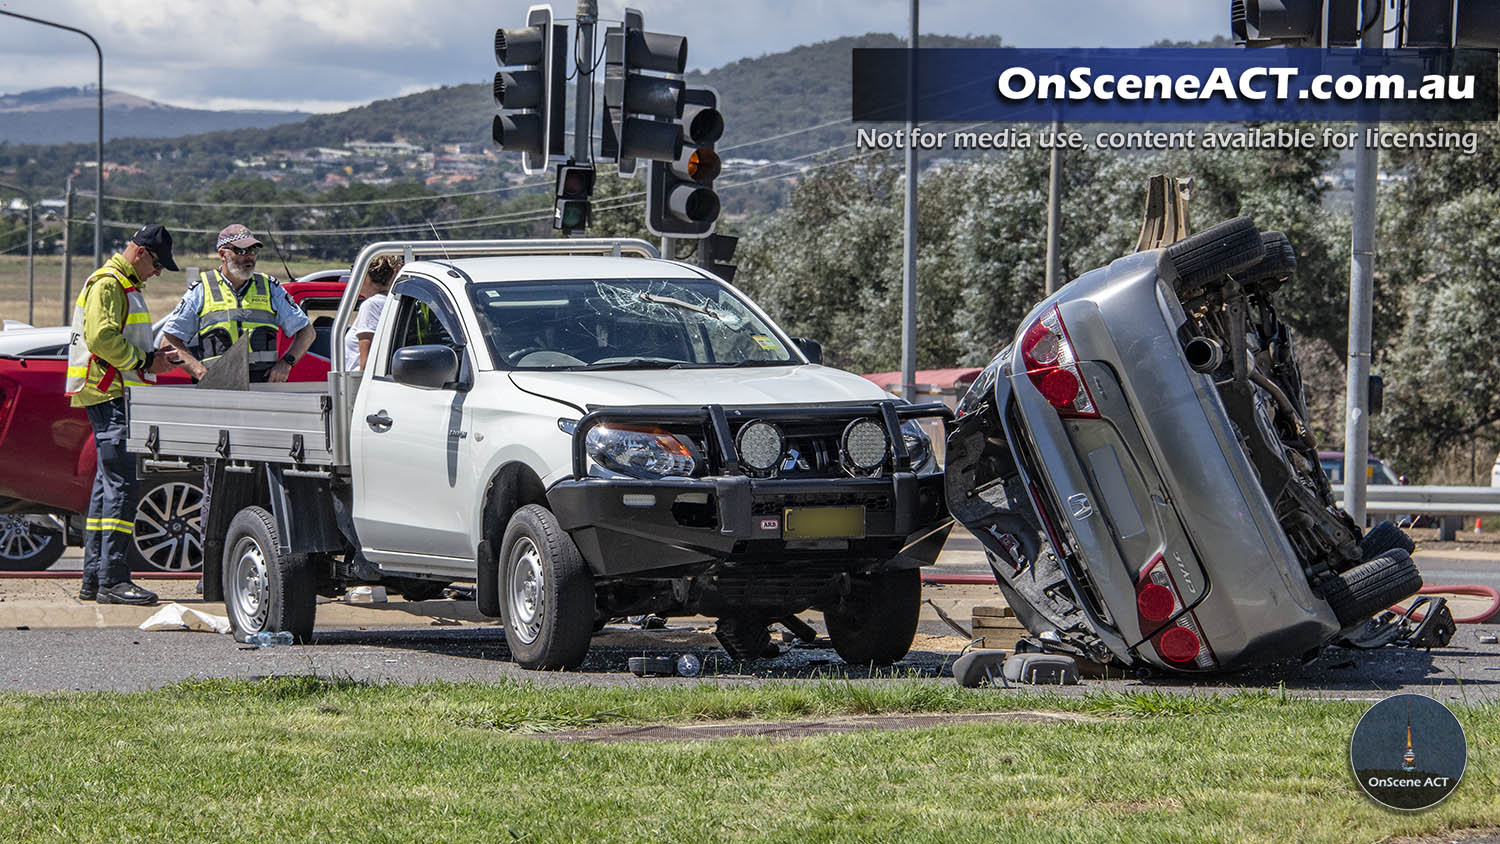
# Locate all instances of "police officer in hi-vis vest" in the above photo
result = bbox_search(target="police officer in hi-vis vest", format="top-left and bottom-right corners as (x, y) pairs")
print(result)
(159, 223), (315, 383)
(66, 224), (184, 605)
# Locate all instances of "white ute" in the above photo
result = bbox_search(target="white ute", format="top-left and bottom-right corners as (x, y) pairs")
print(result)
(126, 239), (953, 668)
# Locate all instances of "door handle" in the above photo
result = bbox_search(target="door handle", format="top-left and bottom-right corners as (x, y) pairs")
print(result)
(366, 410), (393, 432)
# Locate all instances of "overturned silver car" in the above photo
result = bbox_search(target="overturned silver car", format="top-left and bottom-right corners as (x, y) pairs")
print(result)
(946, 217), (1428, 672)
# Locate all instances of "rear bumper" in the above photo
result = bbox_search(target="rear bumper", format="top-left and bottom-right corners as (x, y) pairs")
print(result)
(549, 472), (951, 577)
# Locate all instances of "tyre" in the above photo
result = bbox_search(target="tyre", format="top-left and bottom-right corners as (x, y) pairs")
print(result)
(1359, 520), (1415, 562)
(714, 616), (776, 662)
(823, 567), (922, 666)
(1234, 231), (1297, 293)
(498, 504), (595, 670)
(222, 506), (316, 643)
(1163, 216), (1265, 294)
(1324, 548), (1423, 627)
(0, 515), (66, 571)
(129, 472), (204, 573)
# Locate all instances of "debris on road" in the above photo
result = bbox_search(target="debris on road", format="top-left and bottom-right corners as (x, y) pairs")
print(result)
(138, 602), (231, 634)
(1003, 653), (1080, 686)
(1479, 633), (1499, 645)
(953, 649), (1008, 688)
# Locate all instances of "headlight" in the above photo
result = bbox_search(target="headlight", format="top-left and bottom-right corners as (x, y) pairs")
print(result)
(901, 419), (932, 469)
(585, 424), (696, 478)
(841, 418), (889, 475)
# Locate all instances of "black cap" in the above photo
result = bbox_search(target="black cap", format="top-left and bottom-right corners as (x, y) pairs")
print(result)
(129, 223), (180, 272)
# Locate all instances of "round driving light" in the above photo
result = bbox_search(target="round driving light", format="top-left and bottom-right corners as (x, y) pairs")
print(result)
(735, 420), (784, 473)
(1158, 626), (1201, 663)
(841, 418), (889, 473)
(1136, 583), (1175, 623)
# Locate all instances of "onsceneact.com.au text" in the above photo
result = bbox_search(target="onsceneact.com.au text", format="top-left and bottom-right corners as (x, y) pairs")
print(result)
(996, 66), (1477, 103)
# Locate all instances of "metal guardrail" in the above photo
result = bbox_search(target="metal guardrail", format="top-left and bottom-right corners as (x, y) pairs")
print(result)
(1332, 484), (1500, 541)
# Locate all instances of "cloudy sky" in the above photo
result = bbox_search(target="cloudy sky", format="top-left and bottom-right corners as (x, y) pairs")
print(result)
(0, 1), (1226, 113)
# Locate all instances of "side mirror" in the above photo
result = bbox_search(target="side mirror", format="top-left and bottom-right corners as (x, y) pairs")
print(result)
(391, 344), (459, 389)
(792, 337), (822, 365)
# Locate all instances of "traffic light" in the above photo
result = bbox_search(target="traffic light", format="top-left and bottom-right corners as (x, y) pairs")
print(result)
(646, 87), (724, 239)
(554, 163), (595, 232)
(492, 5), (566, 174)
(601, 9), (688, 176)
(1230, 0), (1360, 47)
(699, 233), (739, 283)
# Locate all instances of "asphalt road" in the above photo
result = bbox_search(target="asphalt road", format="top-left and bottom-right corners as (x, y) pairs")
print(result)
(5, 528), (1497, 699)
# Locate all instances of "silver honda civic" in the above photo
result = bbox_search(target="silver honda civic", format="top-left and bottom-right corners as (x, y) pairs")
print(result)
(946, 217), (1423, 672)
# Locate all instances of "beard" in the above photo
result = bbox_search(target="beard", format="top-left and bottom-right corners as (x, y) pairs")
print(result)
(222, 259), (254, 284)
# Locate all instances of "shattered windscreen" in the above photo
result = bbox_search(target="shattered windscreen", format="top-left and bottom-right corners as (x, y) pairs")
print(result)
(467, 277), (799, 370)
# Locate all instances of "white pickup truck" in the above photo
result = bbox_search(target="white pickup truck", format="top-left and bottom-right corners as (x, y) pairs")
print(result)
(126, 239), (952, 669)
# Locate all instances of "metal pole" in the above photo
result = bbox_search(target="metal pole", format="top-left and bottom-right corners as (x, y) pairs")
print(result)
(900, 0), (919, 403)
(0, 11), (103, 269)
(574, 0), (597, 165)
(62, 177), (74, 325)
(1342, 0), (1386, 526)
(1044, 116), (1064, 295)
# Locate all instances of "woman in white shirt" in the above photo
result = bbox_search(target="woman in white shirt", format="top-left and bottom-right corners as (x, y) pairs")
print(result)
(343, 255), (402, 370)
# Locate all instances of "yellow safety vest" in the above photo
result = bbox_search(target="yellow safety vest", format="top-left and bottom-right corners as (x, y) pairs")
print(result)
(65, 265), (156, 399)
(198, 269), (281, 367)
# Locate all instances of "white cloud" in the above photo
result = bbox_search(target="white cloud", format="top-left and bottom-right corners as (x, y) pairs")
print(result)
(0, 0), (1226, 111)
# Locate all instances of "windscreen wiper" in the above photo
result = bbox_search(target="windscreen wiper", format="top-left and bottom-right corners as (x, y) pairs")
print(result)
(575, 358), (683, 371)
(639, 292), (721, 319)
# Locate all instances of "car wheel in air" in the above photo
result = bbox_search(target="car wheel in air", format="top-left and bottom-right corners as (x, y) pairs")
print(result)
(1235, 230), (1298, 293)
(498, 504), (595, 670)
(1358, 520), (1416, 562)
(129, 473), (203, 573)
(823, 567), (922, 666)
(1162, 216), (1265, 295)
(1324, 548), (1423, 628)
(0, 515), (66, 571)
(222, 505), (316, 643)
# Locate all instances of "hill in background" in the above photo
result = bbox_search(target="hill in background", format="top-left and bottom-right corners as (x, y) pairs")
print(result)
(0, 86), (310, 144)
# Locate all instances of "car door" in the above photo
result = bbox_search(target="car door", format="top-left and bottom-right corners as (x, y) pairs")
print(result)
(349, 277), (477, 571)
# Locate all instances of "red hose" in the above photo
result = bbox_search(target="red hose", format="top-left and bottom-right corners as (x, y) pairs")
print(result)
(1391, 584), (1500, 625)
(923, 572), (1499, 624)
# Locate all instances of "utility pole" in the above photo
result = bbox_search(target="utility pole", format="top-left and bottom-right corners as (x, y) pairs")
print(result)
(1342, 0), (1386, 527)
(1044, 114), (1064, 295)
(61, 176), (74, 325)
(900, 0), (919, 402)
(574, 0), (597, 166)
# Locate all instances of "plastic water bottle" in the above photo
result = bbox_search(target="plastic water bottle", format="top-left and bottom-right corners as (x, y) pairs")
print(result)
(248, 630), (295, 647)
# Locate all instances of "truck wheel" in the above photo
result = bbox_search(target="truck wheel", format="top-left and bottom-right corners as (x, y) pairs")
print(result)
(1359, 521), (1415, 562)
(129, 472), (203, 573)
(0, 515), (65, 571)
(222, 506), (316, 643)
(823, 567), (922, 666)
(499, 504), (595, 670)
(1163, 216), (1265, 295)
(1324, 549), (1423, 627)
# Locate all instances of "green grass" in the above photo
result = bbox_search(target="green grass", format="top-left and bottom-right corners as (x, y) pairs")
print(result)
(1, 678), (1496, 843)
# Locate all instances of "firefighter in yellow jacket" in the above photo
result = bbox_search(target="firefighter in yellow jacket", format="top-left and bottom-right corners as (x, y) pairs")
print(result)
(66, 224), (182, 605)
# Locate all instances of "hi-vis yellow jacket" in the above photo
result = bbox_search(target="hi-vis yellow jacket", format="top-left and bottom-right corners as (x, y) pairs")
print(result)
(65, 254), (156, 407)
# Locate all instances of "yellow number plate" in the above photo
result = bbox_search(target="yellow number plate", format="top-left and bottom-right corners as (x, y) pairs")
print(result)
(782, 506), (866, 539)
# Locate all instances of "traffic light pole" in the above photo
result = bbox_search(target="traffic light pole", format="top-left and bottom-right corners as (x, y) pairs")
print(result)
(574, 1), (597, 165)
(1342, 0), (1386, 526)
(900, 0), (919, 403)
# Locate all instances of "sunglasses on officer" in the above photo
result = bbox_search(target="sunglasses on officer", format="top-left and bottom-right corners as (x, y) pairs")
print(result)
(144, 248), (163, 271)
(222, 244), (261, 256)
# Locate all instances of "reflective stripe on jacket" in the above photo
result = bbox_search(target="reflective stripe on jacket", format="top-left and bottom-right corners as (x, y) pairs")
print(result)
(198, 269), (280, 365)
(65, 256), (156, 405)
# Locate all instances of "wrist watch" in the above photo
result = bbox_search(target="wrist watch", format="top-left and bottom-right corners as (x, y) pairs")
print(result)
(281, 352), (297, 366)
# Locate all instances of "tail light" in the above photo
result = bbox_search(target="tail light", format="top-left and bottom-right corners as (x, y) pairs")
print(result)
(1019, 306), (1098, 418)
(1135, 554), (1217, 669)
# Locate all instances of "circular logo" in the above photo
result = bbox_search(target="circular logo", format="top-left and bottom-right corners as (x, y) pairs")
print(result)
(1350, 693), (1467, 811)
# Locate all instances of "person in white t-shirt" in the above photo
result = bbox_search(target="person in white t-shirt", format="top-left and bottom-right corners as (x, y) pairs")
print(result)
(343, 254), (403, 370)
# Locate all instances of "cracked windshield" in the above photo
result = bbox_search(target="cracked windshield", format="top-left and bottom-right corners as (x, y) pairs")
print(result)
(469, 278), (797, 369)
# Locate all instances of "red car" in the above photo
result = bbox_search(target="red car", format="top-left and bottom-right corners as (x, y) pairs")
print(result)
(0, 271), (349, 571)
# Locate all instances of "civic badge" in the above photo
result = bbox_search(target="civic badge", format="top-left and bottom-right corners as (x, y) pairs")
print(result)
(1067, 493), (1093, 520)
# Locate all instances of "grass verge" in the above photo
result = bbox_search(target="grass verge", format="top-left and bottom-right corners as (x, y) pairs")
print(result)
(0, 677), (1495, 843)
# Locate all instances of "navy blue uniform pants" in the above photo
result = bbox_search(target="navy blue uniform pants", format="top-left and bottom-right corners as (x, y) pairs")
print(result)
(83, 398), (137, 588)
